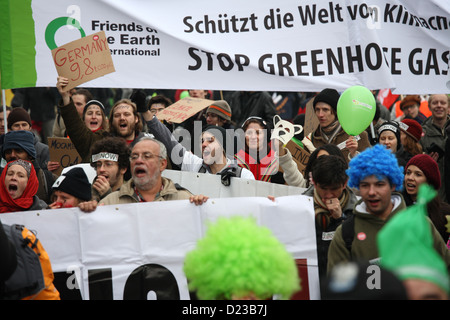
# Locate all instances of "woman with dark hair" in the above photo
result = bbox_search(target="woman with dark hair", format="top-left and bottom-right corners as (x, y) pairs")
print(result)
(235, 116), (284, 184)
(82, 100), (109, 133)
(0, 159), (47, 213)
(377, 120), (408, 168)
(402, 154), (450, 243)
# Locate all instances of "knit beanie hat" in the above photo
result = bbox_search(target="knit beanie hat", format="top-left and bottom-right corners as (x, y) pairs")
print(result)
(206, 100), (232, 121)
(1, 130), (37, 160)
(203, 125), (232, 157)
(400, 95), (421, 111)
(377, 120), (401, 145)
(399, 119), (422, 142)
(83, 100), (106, 117)
(377, 184), (449, 295)
(405, 154), (441, 190)
(7, 107), (32, 129)
(52, 167), (92, 201)
(313, 88), (340, 113)
(7, 159), (33, 177)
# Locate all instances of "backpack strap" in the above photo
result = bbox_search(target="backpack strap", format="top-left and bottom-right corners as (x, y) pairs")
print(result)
(341, 214), (355, 260)
(3, 224), (45, 300)
(198, 164), (243, 178)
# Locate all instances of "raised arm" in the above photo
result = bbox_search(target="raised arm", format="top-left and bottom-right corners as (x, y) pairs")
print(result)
(142, 111), (187, 167)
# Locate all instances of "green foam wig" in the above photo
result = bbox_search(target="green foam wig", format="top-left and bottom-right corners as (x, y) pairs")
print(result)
(183, 216), (301, 300)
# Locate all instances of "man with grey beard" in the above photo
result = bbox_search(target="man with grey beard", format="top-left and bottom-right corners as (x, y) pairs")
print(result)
(78, 137), (207, 212)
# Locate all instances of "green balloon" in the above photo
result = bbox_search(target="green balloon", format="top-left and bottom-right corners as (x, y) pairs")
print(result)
(337, 86), (376, 136)
(180, 90), (190, 99)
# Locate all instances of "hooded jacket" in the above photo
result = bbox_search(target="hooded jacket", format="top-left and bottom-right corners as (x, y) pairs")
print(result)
(327, 193), (450, 274)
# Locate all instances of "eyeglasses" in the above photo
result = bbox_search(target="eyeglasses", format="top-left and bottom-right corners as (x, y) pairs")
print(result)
(93, 161), (117, 169)
(129, 152), (163, 161)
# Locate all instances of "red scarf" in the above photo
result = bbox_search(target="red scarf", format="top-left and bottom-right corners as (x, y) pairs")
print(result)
(234, 147), (279, 182)
(0, 160), (39, 213)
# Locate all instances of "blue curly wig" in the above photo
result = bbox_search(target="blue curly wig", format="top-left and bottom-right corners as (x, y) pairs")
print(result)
(346, 144), (404, 191)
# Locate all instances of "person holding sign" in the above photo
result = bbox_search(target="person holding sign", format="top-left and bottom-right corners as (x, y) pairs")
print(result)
(82, 100), (109, 133)
(303, 88), (370, 162)
(142, 108), (255, 182)
(56, 76), (147, 163)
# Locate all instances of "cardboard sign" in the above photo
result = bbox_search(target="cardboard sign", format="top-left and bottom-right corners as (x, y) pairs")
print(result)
(284, 139), (310, 175)
(52, 31), (115, 92)
(156, 97), (212, 123)
(48, 137), (82, 175)
(303, 97), (318, 138)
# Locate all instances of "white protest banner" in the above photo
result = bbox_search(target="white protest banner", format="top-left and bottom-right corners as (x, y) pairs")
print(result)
(0, 0), (448, 93)
(0, 196), (319, 300)
(162, 169), (306, 198)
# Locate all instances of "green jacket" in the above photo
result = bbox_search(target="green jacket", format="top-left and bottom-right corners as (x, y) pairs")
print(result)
(327, 192), (450, 274)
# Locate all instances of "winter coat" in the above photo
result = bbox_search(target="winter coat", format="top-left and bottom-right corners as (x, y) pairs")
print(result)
(303, 186), (358, 278)
(420, 115), (450, 202)
(228, 92), (276, 128)
(305, 125), (371, 162)
(327, 193), (450, 274)
(100, 177), (192, 205)
(59, 100), (147, 163)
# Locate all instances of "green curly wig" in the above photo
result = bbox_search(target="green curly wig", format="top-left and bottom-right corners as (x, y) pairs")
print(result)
(183, 216), (301, 300)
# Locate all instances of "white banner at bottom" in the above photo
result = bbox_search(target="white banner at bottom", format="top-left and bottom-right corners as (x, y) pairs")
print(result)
(0, 195), (319, 300)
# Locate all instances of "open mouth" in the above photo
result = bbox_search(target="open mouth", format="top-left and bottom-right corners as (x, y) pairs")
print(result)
(7, 184), (18, 197)
(203, 149), (211, 157)
(366, 199), (380, 207)
(133, 167), (147, 177)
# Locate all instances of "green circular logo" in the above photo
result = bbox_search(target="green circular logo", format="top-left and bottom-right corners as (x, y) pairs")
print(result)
(45, 17), (86, 50)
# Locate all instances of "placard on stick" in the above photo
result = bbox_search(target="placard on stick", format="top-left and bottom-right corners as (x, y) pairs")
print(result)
(52, 31), (115, 92)
(48, 137), (82, 176)
(156, 97), (212, 123)
(281, 140), (310, 175)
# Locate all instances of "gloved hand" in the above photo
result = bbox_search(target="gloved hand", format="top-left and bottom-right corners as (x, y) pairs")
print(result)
(220, 167), (239, 186)
(130, 89), (148, 113)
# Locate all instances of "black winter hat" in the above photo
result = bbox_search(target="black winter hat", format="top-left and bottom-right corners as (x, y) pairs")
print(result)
(313, 88), (340, 113)
(2, 130), (37, 160)
(52, 167), (92, 201)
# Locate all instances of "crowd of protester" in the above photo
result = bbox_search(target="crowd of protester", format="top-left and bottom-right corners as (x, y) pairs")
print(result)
(0, 81), (449, 300)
